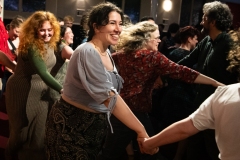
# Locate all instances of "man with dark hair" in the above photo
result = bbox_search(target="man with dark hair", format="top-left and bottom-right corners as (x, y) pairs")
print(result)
(140, 16), (155, 24)
(63, 15), (74, 28)
(158, 23), (166, 39)
(178, 1), (237, 159)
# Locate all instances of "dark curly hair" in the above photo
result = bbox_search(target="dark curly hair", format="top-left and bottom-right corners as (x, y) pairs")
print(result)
(87, 2), (124, 41)
(227, 29), (240, 81)
(203, 1), (233, 31)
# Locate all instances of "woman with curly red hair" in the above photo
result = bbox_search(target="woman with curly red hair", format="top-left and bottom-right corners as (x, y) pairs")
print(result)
(5, 11), (62, 159)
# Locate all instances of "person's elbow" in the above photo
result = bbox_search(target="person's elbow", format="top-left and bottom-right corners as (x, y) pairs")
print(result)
(170, 117), (199, 140)
(179, 117), (200, 137)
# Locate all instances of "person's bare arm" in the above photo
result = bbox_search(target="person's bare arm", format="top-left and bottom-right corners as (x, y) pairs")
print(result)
(104, 93), (148, 138)
(0, 51), (16, 72)
(104, 92), (159, 154)
(61, 45), (73, 60)
(139, 117), (199, 153)
(194, 73), (225, 87)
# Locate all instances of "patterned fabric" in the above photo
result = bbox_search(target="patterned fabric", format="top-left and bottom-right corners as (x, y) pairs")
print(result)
(112, 50), (199, 112)
(45, 98), (107, 160)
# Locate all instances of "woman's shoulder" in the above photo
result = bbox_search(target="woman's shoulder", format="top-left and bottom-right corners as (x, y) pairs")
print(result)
(75, 42), (94, 52)
(71, 42), (98, 59)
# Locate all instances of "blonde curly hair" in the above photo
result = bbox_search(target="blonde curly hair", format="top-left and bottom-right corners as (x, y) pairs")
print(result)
(227, 28), (240, 81)
(18, 11), (60, 58)
(114, 21), (158, 54)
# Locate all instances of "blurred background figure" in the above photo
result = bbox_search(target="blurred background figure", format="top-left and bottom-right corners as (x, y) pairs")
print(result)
(1, 15), (25, 98)
(57, 17), (64, 26)
(0, 0), (18, 98)
(63, 15), (74, 28)
(72, 14), (89, 50)
(158, 23), (166, 40)
(49, 25), (74, 106)
(6, 15), (25, 54)
(140, 16), (155, 24)
(123, 14), (132, 27)
(159, 22), (180, 56)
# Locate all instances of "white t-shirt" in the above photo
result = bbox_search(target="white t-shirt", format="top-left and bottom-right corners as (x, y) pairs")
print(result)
(190, 83), (240, 160)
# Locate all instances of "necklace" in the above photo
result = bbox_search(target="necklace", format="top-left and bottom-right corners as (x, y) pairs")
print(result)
(91, 41), (107, 56)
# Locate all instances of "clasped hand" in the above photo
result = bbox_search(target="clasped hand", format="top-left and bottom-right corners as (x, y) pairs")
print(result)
(137, 137), (159, 155)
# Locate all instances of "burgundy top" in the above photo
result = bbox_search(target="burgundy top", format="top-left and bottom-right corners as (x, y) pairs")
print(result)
(112, 49), (199, 112)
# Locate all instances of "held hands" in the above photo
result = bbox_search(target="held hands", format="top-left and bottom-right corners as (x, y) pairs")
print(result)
(213, 80), (225, 87)
(137, 137), (159, 155)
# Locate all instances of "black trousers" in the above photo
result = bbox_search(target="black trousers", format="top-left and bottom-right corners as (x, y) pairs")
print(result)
(98, 112), (157, 160)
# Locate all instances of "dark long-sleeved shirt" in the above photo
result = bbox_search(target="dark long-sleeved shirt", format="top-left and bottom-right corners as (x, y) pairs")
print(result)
(178, 32), (238, 107)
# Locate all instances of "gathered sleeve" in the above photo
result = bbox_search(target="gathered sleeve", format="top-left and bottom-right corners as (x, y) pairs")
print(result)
(76, 47), (119, 110)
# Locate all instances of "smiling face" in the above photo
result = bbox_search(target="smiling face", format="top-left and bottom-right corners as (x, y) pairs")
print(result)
(38, 21), (54, 42)
(145, 29), (161, 51)
(96, 11), (122, 46)
(62, 27), (74, 45)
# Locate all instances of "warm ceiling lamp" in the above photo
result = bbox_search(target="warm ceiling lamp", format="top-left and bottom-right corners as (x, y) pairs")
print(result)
(162, 0), (172, 12)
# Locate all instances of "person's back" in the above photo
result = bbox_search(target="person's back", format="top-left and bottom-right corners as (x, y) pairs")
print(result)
(189, 83), (240, 160)
(212, 84), (240, 160)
